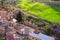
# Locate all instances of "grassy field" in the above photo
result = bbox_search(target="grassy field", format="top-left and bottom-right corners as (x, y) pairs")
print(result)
(17, 2), (60, 24)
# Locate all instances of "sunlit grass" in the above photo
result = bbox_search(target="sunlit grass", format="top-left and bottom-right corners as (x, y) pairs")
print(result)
(17, 2), (60, 23)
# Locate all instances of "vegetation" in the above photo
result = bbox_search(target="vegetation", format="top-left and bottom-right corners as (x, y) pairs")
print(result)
(0, 0), (60, 40)
(0, 35), (3, 40)
(17, 2), (60, 24)
(16, 1), (60, 39)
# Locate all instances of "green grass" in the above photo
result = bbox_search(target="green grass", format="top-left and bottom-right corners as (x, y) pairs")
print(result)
(0, 35), (3, 40)
(17, 2), (60, 24)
